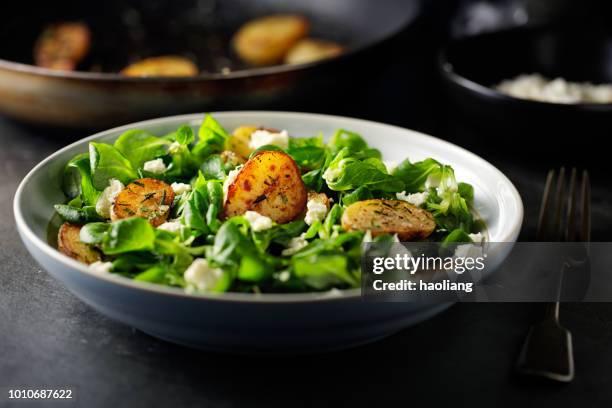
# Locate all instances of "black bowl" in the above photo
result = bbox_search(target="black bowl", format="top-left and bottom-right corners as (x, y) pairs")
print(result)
(439, 25), (612, 151)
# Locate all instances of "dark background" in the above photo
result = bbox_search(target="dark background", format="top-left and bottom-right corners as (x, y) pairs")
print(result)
(2, 1), (612, 407)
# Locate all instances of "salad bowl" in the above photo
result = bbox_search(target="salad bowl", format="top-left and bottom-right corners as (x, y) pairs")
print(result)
(14, 112), (523, 353)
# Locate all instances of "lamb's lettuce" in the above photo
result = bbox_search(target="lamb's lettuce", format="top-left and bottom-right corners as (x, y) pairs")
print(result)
(324, 148), (404, 192)
(394, 158), (442, 193)
(102, 217), (156, 255)
(89, 142), (138, 189)
(114, 130), (170, 169)
(192, 114), (229, 159)
(63, 153), (100, 206)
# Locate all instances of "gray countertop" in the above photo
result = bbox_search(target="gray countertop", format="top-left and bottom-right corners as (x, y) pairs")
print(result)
(3, 32), (612, 407)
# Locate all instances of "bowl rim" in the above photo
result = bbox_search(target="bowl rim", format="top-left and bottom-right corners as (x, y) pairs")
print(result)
(14, 111), (524, 303)
(438, 29), (612, 109)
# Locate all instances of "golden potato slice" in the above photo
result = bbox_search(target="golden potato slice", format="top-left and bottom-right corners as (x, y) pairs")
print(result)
(233, 15), (309, 66)
(225, 126), (281, 159)
(34, 22), (91, 71)
(112, 178), (175, 227)
(58, 223), (101, 264)
(120, 56), (199, 77)
(284, 38), (344, 65)
(224, 150), (307, 223)
(342, 199), (436, 241)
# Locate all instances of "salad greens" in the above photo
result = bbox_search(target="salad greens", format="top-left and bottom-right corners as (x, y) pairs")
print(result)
(53, 114), (481, 294)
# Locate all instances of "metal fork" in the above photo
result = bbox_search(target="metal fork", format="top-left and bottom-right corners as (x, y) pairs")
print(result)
(515, 167), (591, 382)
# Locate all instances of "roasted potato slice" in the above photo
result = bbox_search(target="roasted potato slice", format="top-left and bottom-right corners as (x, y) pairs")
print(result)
(111, 178), (175, 227)
(284, 38), (344, 65)
(224, 150), (307, 223)
(342, 199), (436, 241)
(34, 22), (91, 71)
(120, 56), (199, 77)
(58, 223), (101, 264)
(233, 15), (309, 66)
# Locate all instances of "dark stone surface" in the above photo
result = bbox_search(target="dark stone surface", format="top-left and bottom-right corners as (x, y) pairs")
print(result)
(2, 7), (612, 408)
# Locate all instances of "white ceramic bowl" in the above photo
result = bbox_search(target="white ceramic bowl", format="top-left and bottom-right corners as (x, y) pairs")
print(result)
(14, 112), (523, 353)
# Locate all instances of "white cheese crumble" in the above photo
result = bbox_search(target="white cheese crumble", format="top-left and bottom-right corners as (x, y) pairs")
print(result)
(158, 220), (183, 234)
(95, 179), (124, 218)
(496, 74), (612, 104)
(281, 234), (309, 256)
(469, 232), (485, 244)
(143, 158), (167, 174)
(383, 160), (397, 174)
(184, 258), (225, 292)
(171, 182), (191, 195)
(168, 141), (182, 154)
(277, 270), (291, 282)
(89, 261), (113, 274)
(396, 191), (429, 207)
(304, 198), (328, 226)
(223, 165), (242, 202)
(244, 211), (273, 232)
(248, 129), (289, 150)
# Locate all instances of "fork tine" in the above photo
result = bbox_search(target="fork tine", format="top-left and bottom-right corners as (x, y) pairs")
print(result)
(580, 170), (591, 243)
(565, 168), (577, 242)
(536, 170), (555, 241)
(552, 167), (566, 241)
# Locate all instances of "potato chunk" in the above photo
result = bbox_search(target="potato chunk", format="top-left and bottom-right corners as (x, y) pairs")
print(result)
(233, 15), (309, 66)
(224, 150), (307, 223)
(58, 223), (101, 264)
(120, 56), (199, 77)
(112, 178), (175, 227)
(284, 39), (343, 65)
(342, 199), (436, 241)
(34, 22), (91, 71)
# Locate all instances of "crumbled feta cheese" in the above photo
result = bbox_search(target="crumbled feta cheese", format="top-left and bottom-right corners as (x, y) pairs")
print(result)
(277, 270), (291, 282)
(89, 261), (113, 274)
(95, 179), (124, 218)
(281, 234), (309, 256)
(158, 220), (183, 233)
(396, 191), (429, 207)
(383, 160), (397, 174)
(304, 198), (328, 226)
(171, 182), (191, 195)
(223, 165), (242, 202)
(184, 258), (225, 292)
(496, 74), (612, 104)
(244, 211), (273, 231)
(168, 141), (182, 154)
(158, 205), (170, 214)
(143, 158), (167, 174)
(469, 232), (485, 244)
(248, 129), (289, 150)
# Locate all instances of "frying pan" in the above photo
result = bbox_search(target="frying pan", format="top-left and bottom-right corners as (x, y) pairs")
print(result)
(0, 0), (421, 129)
